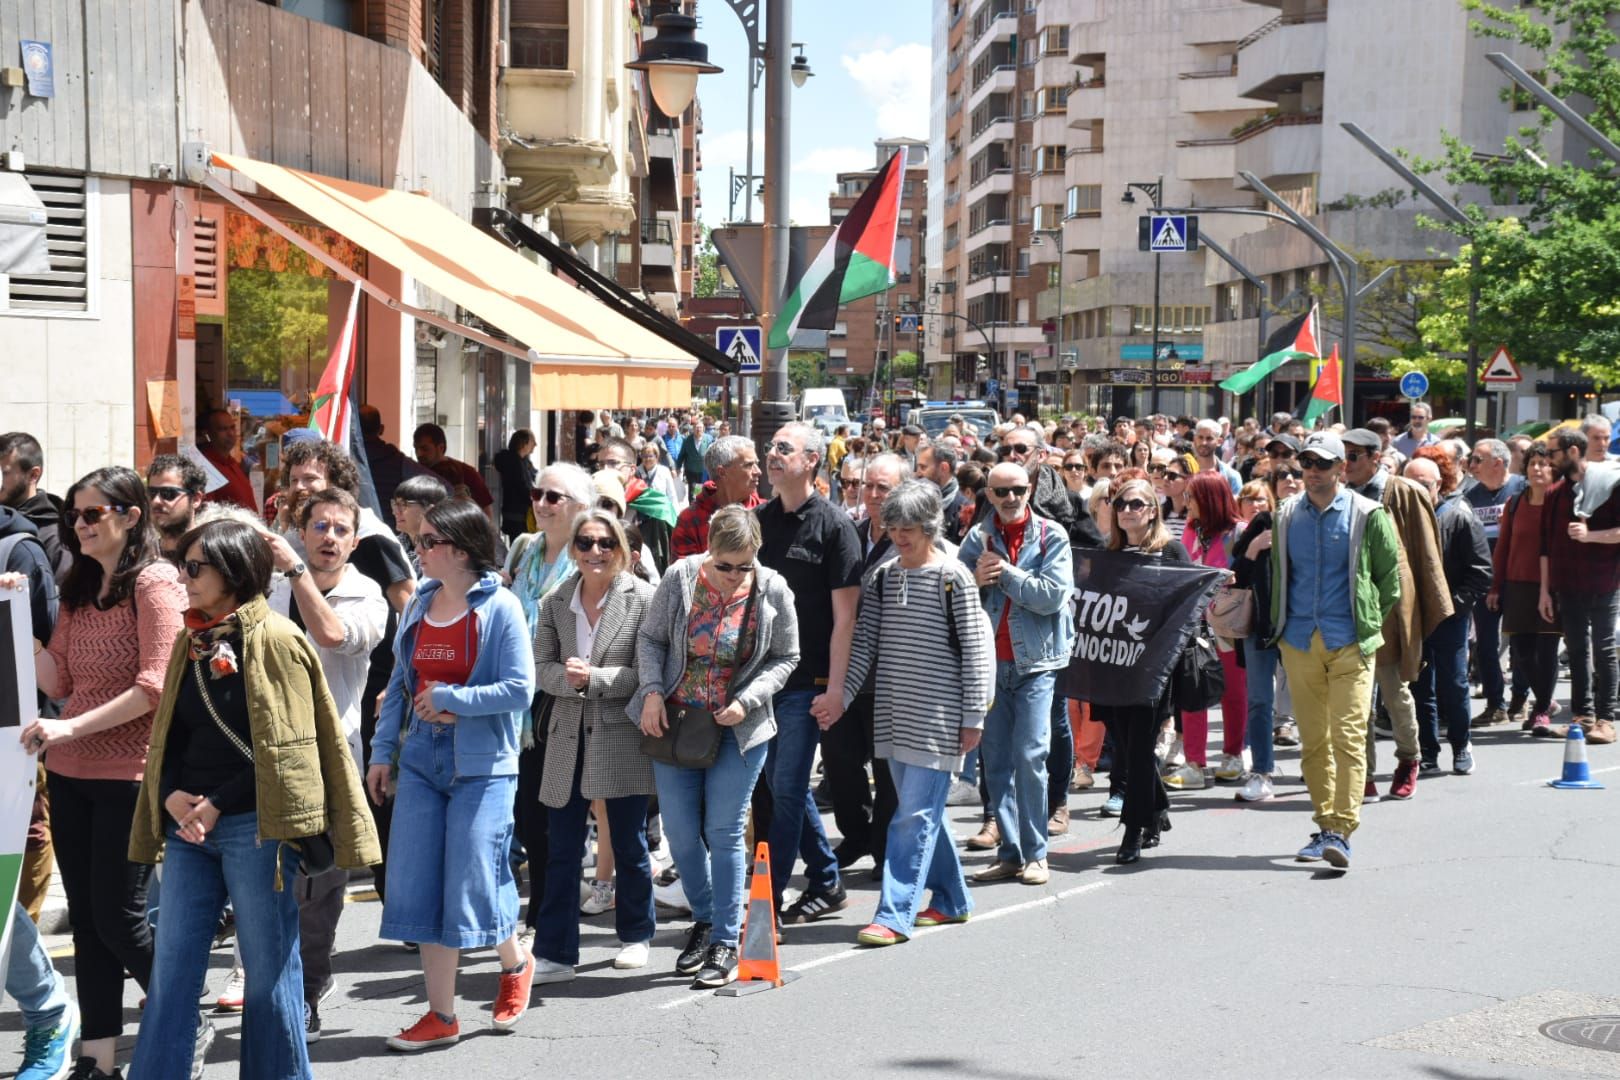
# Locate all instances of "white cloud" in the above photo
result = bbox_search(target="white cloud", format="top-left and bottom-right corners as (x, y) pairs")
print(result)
(794, 145), (874, 176)
(840, 43), (931, 138)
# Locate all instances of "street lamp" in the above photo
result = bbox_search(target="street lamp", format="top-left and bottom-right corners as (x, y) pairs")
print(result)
(625, 14), (723, 118)
(790, 43), (813, 88)
(1123, 176), (1165, 415)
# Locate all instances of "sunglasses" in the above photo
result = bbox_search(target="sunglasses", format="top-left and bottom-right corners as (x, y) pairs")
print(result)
(1345, 450), (1370, 462)
(181, 558), (213, 580)
(531, 488), (569, 505)
(713, 559), (755, 574)
(997, 444), (1035, 458)
(1466, 455), (1482, 465)
(147, 485), (190, 502)
(1061, 463), (1086, 472)
(1112, 497), (1151, 513)
(417, 534), (455, 551)
(65, 504), (128, 527)
(769, 440), (799, 456)
(1275, 468), (1304, 480)
(310, 520), (353, 539)
(1299, 456), (1337, 471)
(991, 485), (1029, 498)
(574, 535), (620, 553)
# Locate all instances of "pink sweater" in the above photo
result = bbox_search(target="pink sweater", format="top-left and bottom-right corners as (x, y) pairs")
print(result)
(42, 561), (187, 781)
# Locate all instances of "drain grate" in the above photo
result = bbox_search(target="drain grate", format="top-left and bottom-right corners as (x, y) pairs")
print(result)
(1541, 1016), (1620, 1054)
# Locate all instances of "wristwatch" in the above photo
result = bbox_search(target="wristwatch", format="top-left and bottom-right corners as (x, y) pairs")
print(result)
(286, 561), (308, 580)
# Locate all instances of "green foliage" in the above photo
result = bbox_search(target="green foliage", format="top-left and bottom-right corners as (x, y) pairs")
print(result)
(226, 269), (329, 387)
(891, 351), (920, 381)
(693, 223), (720, 299)
(787, 353), (824, 396)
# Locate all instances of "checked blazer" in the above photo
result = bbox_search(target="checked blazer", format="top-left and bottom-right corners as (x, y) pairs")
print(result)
(534, 572), (658, 807)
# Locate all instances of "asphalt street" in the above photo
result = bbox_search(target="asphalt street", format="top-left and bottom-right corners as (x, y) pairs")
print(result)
(8, 691), (1620, 1080)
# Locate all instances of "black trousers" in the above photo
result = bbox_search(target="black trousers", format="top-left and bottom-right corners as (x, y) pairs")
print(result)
(820, 693), (897, 865)
(516, 734), (551, 929)
(1509, 632), (1561, 715)
(1091, 703), (1169, 830)
(47, 772), (153, 1041)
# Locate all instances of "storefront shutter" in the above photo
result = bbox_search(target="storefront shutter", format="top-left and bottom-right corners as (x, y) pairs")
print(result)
(6, 173), (88, 312)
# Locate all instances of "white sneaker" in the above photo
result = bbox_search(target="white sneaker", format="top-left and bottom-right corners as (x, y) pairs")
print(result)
(1214, 751), (1247, 782)
(946, 778), (979, 806)
(613, 941), (650, 969)
(580, 879), (615, 916)
(1161, 762), (1205, 790)
(215, 965), (246, 1012)
(1236, 772), (1274, 802)
(531, 957), (575, 985)
(1163, 735), (1186, 768)
(653, 875), (690, 915)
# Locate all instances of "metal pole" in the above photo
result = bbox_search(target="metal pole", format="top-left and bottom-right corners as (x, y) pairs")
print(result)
(1468, 251), (1481, 437)
(1149, 175), (1163, 417)
(752, 0), (793, 479)
(1200, 232), (1269, 424)
(1485, 52), (1620, 167)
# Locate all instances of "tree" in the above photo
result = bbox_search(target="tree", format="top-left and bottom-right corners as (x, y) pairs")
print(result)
(891, 350), (920, 382)
(787, 352), (824, 397)
(226, 269), (329, 389)
(693, 223), (721, 299)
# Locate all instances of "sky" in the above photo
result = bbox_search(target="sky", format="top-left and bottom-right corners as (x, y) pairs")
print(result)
(693, 0), (931, 229)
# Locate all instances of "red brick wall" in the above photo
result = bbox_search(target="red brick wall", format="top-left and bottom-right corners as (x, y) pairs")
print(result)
(366, 0), (421, 57)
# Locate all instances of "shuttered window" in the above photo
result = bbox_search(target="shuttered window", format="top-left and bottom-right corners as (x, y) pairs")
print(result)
(6, 173), (91, 314)
(510, 0), (567, 69)
(193, 215), (221, 300)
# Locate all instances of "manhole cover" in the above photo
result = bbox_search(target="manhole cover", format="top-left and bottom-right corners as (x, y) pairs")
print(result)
(1542, 1016), (1620, 1053)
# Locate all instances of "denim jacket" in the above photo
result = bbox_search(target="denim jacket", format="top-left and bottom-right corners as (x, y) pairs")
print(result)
(371, 571), (536, 779)
(958, 511), (1074, 675)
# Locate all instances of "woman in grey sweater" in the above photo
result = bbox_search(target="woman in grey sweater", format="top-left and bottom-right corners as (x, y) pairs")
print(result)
(833, 482), (993, 945)
(633, 505), (799, 988)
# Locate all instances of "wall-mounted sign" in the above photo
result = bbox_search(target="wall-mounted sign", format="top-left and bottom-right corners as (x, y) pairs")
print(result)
(20, 41), (52, 99)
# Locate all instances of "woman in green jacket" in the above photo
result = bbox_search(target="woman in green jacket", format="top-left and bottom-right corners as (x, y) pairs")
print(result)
(129, 518), (379, 1080)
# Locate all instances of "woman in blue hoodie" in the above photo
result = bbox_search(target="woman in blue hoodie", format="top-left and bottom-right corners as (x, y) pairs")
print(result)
(366, 499), (536, 1052)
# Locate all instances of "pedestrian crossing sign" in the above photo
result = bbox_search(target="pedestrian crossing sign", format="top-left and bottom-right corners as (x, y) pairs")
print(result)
(717, 326), (763, 374)
(1138, 214), (1199, 253)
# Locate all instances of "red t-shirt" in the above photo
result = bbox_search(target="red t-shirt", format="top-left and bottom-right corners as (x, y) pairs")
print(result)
(198, 446), (259, 512)
(992, 510), (1030, 662)
(414, 611), (479, 696)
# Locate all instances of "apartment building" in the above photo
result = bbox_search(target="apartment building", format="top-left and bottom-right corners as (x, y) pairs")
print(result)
(825, 139), (929, 398)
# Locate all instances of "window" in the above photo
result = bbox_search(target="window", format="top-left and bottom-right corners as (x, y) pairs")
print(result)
(1036, 85), (1070, 113)
(1018, 143), (1032, 172)
(900, 208), (914, 225)
(4, 172), (93, 314)
(1066, 184), (1101, 216)
(1017, 195), (1032, 224)
(681, 195), (693, 221)
(1033, 145), (1065, 174)
(421, 0), (444, 78)
(1022, 37), (1038, 66)
(1041, 26), (1069, 54)
(1020, 91), (1036, 119)
(1016, 249), (1030, 276)
(510, 0), (568, 69)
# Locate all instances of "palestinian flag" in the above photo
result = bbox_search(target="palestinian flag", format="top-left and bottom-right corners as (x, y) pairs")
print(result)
(624, 476), (677, 527)
(1300, 344), (1343, 425)
(1218, 303), (1320, 395)
(768, 148), (906, 349)
(309, 286), (361, 447)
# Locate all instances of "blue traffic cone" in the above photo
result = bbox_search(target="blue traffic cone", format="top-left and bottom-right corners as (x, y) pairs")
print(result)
(1549, 721), (1606, 789)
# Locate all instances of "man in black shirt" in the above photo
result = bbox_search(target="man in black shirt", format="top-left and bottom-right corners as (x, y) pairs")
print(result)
(758, 422), (864, 924)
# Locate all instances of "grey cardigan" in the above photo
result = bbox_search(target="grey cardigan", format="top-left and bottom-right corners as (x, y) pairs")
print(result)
(630, 554), (801, 756)
(535, 572), (657, 807)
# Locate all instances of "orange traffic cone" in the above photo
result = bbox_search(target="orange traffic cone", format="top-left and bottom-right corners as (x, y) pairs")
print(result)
(715, 842), (801, 997)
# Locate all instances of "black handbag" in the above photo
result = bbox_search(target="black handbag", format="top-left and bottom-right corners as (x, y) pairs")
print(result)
(1171, 624), (1225, 712)
(641, 577), (758, 769)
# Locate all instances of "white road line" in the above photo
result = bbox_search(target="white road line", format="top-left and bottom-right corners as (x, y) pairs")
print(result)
(654, 880), (1111, 1010)
(1514, 763), (1620, 786)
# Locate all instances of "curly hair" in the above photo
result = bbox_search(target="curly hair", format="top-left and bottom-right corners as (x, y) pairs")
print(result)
(279, 438), (360, 497)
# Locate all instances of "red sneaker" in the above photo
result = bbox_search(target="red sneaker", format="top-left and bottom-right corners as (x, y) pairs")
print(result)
(1388, 760), (1418, 801)
(491, 953), (533, 1031)
(1363, 780), (1379, 802)
(387, 1011), (461, 1052)
(914, 907), (971, 928)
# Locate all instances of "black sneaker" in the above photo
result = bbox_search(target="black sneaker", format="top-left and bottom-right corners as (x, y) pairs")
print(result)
(305, 999), (322, 1044)
(675, 921), (712, 975)
(780, 884), (849, 925)
(691, 943), (738, 989)
(67, 1058), (122, 1080)
(1418, 759), (1441, 775)
(193, 1014), (216, 1079)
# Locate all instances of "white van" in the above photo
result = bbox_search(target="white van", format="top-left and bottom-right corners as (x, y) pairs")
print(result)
(799, 388), (858, 436)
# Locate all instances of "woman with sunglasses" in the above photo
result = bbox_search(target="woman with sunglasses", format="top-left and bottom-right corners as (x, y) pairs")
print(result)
(529, 510), (658, 983)
(14, 467), (185, 1079)
(128, 519), (379, 1079)
(1091, 476), (1188, 864)
(1165, 473), (1250, 790)
(1060, 449), (1089, 497)
(504, 462), (592, 937)
(391, 473), (452, 577)
(366, 499), (537, 1049)
(634, 504), (800, 989)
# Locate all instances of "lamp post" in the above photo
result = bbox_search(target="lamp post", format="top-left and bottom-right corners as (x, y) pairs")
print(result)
(1122, 176), (1164, 415)
(930, 281), (994, 400)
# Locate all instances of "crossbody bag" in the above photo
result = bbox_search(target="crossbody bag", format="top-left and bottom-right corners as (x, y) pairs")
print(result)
(640, 576), (759, 769)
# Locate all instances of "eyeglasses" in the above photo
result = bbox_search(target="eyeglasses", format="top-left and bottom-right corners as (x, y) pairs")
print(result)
(1466, 455), (1482, 465)
(310, 520), (353, 539)
(1276, 468), (1304, 480)
(181, 558), (214, 580)
(997, 443), (1034, 458)
(1112, 497), (1151, 513)
(574, 535), (620, 553)
(990, 485), (1029, 498)
(712, 559), (755, 574)
(65, 504), (128, 527)
(769, 440), (799, 456)
(1061, 463), (1087, 473)
(417, 534), (455, 551)
(147, 485), (190, 502)
(1299, 456), (1337, 471)
(531, 488), (569, 505)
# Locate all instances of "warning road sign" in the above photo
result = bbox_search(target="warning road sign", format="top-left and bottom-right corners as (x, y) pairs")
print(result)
(1137, 215), (1200, 253)
(717, 326), (763, 374)
(1482, 344), (1522, 384)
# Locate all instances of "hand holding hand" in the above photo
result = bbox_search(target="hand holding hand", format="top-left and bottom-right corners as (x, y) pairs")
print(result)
(1570, 521), (1590, 543)
(564, 657), (591, 691)
(810, 692), (843, 730)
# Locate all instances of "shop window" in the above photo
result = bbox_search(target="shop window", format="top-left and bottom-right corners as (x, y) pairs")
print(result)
(511, 0), (568, 70)
(4, 172), (93, 315)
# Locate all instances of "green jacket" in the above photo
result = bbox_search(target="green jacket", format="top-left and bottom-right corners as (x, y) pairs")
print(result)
(130, 595), (382, 874)
(1268, 487), (1402, 657)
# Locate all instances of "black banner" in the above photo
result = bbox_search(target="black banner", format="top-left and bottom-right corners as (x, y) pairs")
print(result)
(1061, 549), (1224, 706)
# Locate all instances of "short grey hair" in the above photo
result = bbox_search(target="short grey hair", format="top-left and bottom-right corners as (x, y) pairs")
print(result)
(1013, 423), (1045, 448)
(778, 421), (826, 463)
(1584, 413), (1612, 434)
(879, 480), (943, 540)
(707, 503), (762, 555)
(1195, 418), (1222, 436)
(1474, 438), (1509, 466)
(705, 435), (755, 474)
(839, 455), (866, 479)
(927, 442), (960, 471)
(865, 452), (913, 483)
(537, 461), (594, 507)
(1410, 402), (1432, 420)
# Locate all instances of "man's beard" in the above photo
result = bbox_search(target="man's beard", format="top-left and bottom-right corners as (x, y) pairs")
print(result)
(158, 515), (193, 541)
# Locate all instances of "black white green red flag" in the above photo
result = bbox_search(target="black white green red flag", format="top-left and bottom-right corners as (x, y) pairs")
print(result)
(767, 148), (906, 349)
(1217, 303), (1320, 395)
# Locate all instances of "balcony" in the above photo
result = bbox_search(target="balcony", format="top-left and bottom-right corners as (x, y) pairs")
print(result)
(1070, 18), (1104, 64)
(1176, 137), (1239, 181)
(1179, 67), (1263, 113)
(1233, 113), (1323, 187)
(1183, 4), (1271, 46)
(967, 116), (1015, 155)
(1235, 13), (1327, 101)
(965, 219), (1013, 249)
(640, 216), (675, 268)
(963, 271), (1012, 301)
(968, 64), (1017, 112)
(1066, 147), (1105, 186)
(1062, 214), (1102, 253)
(1067, 80), (1106, 125)
(968, 167), (1015, 196)
(648, 125), (678, 161)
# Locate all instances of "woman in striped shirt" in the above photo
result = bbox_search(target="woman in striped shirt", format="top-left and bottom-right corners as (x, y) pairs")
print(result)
(832, 481), (994, 946)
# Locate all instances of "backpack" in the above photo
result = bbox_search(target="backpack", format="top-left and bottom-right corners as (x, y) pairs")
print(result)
(873, 559), (995, 709)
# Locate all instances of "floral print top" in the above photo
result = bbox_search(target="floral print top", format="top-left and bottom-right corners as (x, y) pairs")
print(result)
(675, 570), (756, 710)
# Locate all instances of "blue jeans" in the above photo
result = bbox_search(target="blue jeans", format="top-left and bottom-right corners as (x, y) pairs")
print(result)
(381, 722), (519, 948)
(980, 665), (1054, 864)
(129, 814), (309, 1080)
(5, 903), (68, 1030)
(958, 747), (980, 785)
(765, 689), (840, 907)
(1046, 694), (1074, 812)
(1472, 593), (1506, 710)
(1242, 637), (1281, 775)
(873, 761), (971, 937)
(1414, 610), (1473, 760)
(653, 730), (767, 946)
(536, 776), (654, 965)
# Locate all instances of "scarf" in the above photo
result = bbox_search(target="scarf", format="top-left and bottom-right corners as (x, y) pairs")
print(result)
(185, 608), (242, 677)
(511, 533), (574, 747)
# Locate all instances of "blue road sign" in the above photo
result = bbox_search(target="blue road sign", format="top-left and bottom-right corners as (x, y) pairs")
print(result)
(1149, 215), (1190, 253)
(986, 378), (1000, 399)
(896, 313), (921, 333)
(716, 326), (763, 374)
(1399, 370), (1429, 400)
